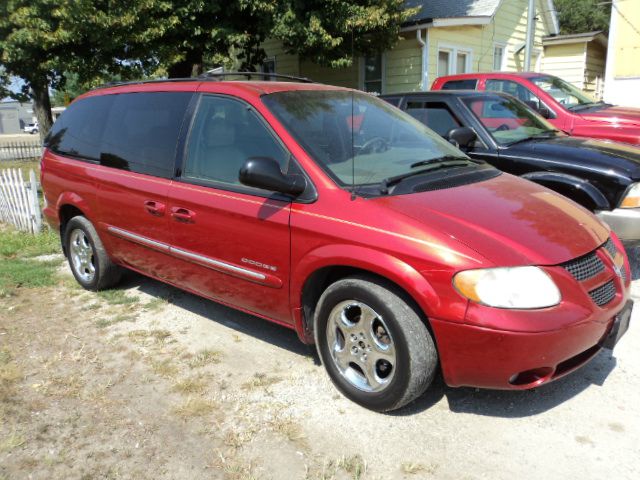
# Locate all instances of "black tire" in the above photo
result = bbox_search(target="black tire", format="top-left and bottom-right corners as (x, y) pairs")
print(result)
(314, 275), (438, 412)
(64, 216), (121, 291)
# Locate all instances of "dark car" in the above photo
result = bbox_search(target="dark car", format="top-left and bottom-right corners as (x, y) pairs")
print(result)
(382, 90), (640, 245)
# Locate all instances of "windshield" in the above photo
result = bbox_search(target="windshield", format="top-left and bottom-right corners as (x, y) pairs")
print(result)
(463, 95), (558, 146)
(531, 75), (596, 110)
(262, 90), (471, 188)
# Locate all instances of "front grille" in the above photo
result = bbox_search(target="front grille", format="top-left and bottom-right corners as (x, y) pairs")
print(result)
(589, 280), (617, 307)
(563, 252), (605, 281)
(603, 238), (617, 259)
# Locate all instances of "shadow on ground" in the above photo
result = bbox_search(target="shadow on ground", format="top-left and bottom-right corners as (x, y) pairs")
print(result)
(112, 270), (619, 419)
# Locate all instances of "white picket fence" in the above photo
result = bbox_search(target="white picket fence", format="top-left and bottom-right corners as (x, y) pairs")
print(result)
(0, 168), (42, 233)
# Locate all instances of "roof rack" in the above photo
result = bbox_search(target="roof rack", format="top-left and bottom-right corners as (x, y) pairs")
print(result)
(92, 71), (315, 91)
(198, 70), (315, 83)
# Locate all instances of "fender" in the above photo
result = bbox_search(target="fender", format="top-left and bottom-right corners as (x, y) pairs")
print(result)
(291, 244), (444, 342)
(55, 191), (96, 225)
(521, 171), (610, 211)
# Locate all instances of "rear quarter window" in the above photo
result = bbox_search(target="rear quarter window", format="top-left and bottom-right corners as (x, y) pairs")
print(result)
(441, 79), (478, 90)
(45, 95), (112, 161)
(45, 91), (192, 178)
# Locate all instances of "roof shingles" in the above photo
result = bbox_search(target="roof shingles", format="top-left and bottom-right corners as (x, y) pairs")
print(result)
(404, 0), (501, 23)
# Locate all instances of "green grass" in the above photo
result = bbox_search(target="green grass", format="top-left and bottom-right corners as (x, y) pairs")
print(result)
(0, 226), (62, 294)
(97, 289), (138, 306)
(0, 258), (60, 295)
(0, 227), (60, 259)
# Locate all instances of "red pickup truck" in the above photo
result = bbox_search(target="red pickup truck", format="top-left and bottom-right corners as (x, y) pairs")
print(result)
(432, 72), (640, 146)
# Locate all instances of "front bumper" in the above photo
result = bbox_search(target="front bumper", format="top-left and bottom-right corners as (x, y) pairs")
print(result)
(596, 208), (640, 243)
(431, 242), (632, 389)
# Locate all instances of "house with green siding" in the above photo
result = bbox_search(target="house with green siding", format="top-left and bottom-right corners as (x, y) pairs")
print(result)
(261, 0), (559, 94)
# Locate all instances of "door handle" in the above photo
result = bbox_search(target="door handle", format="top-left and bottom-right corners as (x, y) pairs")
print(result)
(144, 200), (166, 216)
(171, 207), (196, 223)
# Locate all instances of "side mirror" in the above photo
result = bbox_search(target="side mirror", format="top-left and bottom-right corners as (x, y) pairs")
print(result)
(446, 127), (477, 149)
(538, 105), (552, 119)
(239, 157), (306, 196)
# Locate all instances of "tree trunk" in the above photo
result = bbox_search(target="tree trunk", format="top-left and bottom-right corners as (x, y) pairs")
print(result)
(31, 82), (53, 143)
(167, 50), (204, 79)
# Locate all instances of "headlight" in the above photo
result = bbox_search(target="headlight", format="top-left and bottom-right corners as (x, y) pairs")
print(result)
(453, 266), (561, 309)
(620, 183), (640, 208)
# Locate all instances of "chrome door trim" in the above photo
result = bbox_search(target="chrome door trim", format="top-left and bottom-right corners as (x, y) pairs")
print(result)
(106, 224), (271, 284)
(107, 226), (170, 253)
(170, 246), (266, 281)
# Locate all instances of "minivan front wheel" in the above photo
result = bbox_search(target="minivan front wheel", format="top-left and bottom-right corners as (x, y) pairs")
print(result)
(315, 276), (438, 412)
(64, 216), (121, 291)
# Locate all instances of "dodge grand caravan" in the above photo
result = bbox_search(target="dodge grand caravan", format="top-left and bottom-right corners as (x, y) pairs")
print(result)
(41, 75), (633, 412)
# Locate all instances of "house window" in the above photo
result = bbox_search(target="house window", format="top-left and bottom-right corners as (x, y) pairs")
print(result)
(438, 51), (451, 77)
(438, 46), (472, 75)
(363, 54), (383, 94)
(261, 57), (276, 80)
(456, 52), (469, 74)
(493, 45), (506, 71)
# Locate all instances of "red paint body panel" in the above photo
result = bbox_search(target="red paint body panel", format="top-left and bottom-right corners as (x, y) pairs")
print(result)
(432, 73), (640, 146)
(41, 79), (632, 392)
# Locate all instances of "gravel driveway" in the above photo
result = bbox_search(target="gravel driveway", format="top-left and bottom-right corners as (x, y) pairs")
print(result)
(1, 261), (638, 479)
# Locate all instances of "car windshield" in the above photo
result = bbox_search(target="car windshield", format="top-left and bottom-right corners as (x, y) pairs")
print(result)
(262, 90), (473, 189)
(530, 75), (596, 110)
(463, 95), (558, 146)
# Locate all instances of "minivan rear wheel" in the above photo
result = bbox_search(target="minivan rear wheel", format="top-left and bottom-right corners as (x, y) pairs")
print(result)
(64, 216), (121, 291)
(314, 276), (438, 412)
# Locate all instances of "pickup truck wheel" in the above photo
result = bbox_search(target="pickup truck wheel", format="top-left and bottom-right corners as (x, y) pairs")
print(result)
(314, 276), (438, 412)
(64, 216), (121, 291)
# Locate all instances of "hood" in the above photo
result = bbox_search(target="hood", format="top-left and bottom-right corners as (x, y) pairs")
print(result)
(579, 105), (640, 126)
(373, 173), (609, 266)
(506, 135), (640, 179)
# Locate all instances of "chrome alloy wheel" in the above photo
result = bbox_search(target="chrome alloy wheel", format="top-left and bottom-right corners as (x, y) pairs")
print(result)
(326, 300), (397, 392)
(69, 228), (95, 283)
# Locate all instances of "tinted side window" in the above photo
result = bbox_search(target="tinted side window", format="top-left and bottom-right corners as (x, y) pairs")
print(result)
(441, 79), (478, 90)
(45, 95), (113, 161)
(100, 92), (192, 178)
(405, 101), (461, 137)
(183, 96), (289, 186)
(383, 97), (402, 107)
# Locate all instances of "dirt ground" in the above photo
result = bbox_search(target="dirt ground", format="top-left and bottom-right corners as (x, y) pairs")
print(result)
(1, 256), (638, 480)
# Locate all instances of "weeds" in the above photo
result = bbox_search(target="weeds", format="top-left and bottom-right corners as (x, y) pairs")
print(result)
(96, 314), (137, 329)
(172, 375), (208, 395)
(241, 372), (281, 391)
(128, 329), (172, 346)
(187, 349), (222, 368)
(97, 289), (139, 306)
(150, 359), (178, 378)
(173, 397), (216, 418)
(0, 431), (25, 452)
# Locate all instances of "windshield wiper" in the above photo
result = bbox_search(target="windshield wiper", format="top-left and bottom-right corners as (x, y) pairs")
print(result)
(505, 130), (560, 146)
(381, 158), (472, 192)
(410, 155), (476, 169)
(568, 101), (609, 112)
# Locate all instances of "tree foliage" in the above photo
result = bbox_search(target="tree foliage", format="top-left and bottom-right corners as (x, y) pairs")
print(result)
(554, 0), (611, 35)
(273, 0), (417, 68)
(0, 0), (149, 138)
(1, 0), (415, 137)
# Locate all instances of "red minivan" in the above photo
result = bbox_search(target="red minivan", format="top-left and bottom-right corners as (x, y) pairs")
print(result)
(41, 75), (632, 411)
(432, 72), (640, 146)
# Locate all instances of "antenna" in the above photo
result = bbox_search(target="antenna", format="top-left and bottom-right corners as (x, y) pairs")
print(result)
(350, 29), (356, 201)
